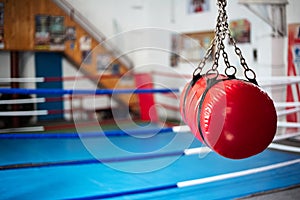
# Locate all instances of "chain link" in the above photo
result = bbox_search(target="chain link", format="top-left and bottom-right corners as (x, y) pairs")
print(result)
(193, 36), (217, 76)
(193, 0), (256, 81)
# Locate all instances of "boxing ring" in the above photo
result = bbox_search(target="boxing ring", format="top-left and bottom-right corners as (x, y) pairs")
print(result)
(1, 73), (300, 199)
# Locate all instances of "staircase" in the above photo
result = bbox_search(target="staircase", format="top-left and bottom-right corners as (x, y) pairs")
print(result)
(0, 0), (140, 118)
(52, 0), (134, 69)
(51, 0), (140, 114)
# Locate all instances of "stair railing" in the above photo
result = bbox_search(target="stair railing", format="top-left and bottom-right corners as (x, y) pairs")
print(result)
(52, 0), (134, 69)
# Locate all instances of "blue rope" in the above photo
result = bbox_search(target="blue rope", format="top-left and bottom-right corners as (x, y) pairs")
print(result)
(0, 127), (174, 139)
(65, 184), (178, 200)
(0, 151), (183, 171)
(0, 88), (179, 95)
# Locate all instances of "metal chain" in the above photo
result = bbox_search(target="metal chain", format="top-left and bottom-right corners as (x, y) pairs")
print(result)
(193, 36), (217, 77)
(205, 0), (228, 76)
(193, 0), (228, 77)
(217, 0), (238, 77)
(193, 0), (256, 80)
(220, 1), (256, 80)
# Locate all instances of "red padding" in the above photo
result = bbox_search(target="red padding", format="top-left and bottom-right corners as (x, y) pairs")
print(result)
(134, 73), (158, 122)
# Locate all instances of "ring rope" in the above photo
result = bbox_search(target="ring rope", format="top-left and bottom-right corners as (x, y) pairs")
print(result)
(0, 108), (100, 116)
(0, 126), (45, 133)
(0, 96), (95, 106)
(65, 159), (300, 200)
(273, 132), (300, 141)
(0, 77), (45, 83)
(0, 125), (190, 139)
(0, 88), (179, 95)
(0, 147), (210, 171)
(1, 140), (299, 172)
(0, 97), (293, 118)
(275, 102), (300, 108)
(0, 94), (124, 102)
(0, 110), (48, 116)
(277, 121), (300, 128)
(269, 143), (300, 153)
(2, 75), (300, 87)
(0, 122), (298, 139)
(277, 108), (300, 117)
(0, 98), (45, 104)
(0, 120), (128, 134)
(0, 74), (124, 83)
(0, 151), (183, 171)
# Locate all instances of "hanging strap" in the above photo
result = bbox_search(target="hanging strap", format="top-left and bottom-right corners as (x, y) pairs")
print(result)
(181, 74), (203, 123)
(196, 76), (231, 147)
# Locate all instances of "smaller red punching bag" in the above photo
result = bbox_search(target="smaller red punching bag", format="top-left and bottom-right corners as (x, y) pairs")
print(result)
(180, 74), (277, 159)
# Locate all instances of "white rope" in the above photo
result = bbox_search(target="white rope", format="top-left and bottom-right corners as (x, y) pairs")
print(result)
(260, 76), (300, 87)
(172, 125), (190, 133)
(260, 76), (300, 81)
(277, 121), (300, 128)
(277, 107), (300, 117)
(0, 98), (45, 104)
(0, 77), (45, 83)
(184, 147), (211, 155)
(273, 132), (300, 141)
(172, 123), (300, 133)
(0, 126), (45, 133)
(177, 158), (300, 188)
(262, 81), (300, 87)
(269, 143), (300, 153)
(0, 110), (48, 116)
(275, 102), (300, 108)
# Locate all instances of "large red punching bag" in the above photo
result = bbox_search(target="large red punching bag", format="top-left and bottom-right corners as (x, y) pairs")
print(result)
(180, 0), (277, 159)
(180, 74), (277, 159)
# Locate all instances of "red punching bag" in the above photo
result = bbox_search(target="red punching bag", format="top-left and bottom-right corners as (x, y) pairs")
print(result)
(180, 74), (277, 159)
(180, 0), (277, 159)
